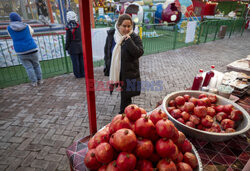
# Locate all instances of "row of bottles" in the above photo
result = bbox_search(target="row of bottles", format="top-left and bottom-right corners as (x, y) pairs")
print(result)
(191, 65), (217, 91)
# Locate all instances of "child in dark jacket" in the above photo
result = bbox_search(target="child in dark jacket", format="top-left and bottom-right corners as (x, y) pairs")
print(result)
(65, 11), (85, 78)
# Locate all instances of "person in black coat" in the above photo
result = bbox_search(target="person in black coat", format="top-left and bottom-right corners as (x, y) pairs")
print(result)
(104, 14), (144, 114)
(65, 11), (85, 78)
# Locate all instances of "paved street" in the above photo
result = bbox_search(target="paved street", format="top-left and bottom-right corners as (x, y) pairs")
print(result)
(0, 31), (249, 170)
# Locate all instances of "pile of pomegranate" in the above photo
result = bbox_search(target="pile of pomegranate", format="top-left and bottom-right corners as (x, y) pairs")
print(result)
(84, 104), (199, 171)
(167, 93), (243, 133)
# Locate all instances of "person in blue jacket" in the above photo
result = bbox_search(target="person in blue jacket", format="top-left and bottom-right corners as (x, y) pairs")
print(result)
(7, 12), (43, 87)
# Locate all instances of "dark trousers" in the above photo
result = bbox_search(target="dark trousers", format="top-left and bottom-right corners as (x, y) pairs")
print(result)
(70, 53), (85, 78)
(120, 90), (132, 114)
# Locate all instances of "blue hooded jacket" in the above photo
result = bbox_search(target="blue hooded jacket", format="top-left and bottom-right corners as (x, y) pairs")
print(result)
(7, 21), (37, 54)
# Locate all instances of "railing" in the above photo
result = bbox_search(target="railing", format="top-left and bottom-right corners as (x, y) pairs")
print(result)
(0, 18), (245, 88)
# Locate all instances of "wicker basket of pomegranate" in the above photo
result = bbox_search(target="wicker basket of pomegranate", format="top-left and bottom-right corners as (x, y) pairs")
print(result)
(162, 90), (250, 142)
(84, 104), (202, 171)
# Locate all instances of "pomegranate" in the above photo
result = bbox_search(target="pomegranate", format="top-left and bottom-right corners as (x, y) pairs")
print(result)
(225, 128), (236, 133)
(177, 105), (185, 112)
(180, 139), (192, 153)
(201, 115), (214, 128)
(183, 152), (198, 169)
(183, 94), (191, 102)
(156, 118), (175, 138)
(135, 137), (154, 159)
(196, 124), (204, 130)
(130, 121), (136, 132)
(84, 149), (102, 170)
(157, 159), (177, 171)
(156, 138), (176, 158)
(139, 107), (147, 114)
(125, 104), (142, 122)
(181, 111), (190, 121)
(96, 142), (114, 163)
(116, 152), (136, 171)
(194, 106), (207, 118)
(106, 160), (119, 171)
(216, 112), (228, 122)
(136, 160), (153, 171)
(208, 94), (217, 103)
(88, 137), (97, 149)
(215, 105), (224, 113)
(177, 118), (185, 124)
(200, 97), (211, 107)
(94, 128), (110, 146)
(170, 144), (179, 161)
(171, 127), (180, 143)
(211, 123), (221, 133)
(150, 109), (166, 125)
(221, 119), (235, 130)
(175, 96), (185, 106)
(176, 162), (193, 171)
(230, 110), (243, 121)
(135, 116), (155, 139)
(223, 104), (233, 114)
(175, 151), (184, 163)
(98, 165), (107, 171)
(109, 114), (131, 134)
(149, 128), (160, 142)
(112, 128), (137, 152)
(167, 107), (176, 114)
(173, 131), (186, 145)
(171, 109), (182, 119)
(183, 102), (195, 113)
(189, 97), (198, 106)
(189, 115), (200, 125)
(207, 107), (216, 117)
(196, 99), (206, 106)
(198, 93), (207, 99)
(169, 100), (176, 107)
(109, 134), (118, 151)
(185, 121), (195, 128)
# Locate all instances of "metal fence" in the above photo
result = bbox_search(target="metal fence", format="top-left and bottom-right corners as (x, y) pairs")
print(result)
(0, 18), (245, 88)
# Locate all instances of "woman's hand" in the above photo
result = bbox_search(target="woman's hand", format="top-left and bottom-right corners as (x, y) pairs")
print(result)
(124, 34), (131, 40)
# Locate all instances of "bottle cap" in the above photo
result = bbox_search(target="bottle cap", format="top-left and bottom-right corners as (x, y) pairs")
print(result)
(211, 65), (215, 69)
(199, 69), (203, 73)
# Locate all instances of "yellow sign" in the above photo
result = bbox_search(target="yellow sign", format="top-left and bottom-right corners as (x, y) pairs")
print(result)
(74, 0), (79, 3)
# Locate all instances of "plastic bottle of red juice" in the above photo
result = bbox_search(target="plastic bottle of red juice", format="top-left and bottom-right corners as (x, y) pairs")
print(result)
(202, 65), (215, 87)
(191, 69), (204, 90)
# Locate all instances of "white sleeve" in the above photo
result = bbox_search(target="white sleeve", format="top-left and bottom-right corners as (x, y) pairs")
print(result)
(28, 25), (34, 35)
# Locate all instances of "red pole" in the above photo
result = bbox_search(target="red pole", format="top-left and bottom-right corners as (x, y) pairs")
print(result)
(79, 0), (97, 135)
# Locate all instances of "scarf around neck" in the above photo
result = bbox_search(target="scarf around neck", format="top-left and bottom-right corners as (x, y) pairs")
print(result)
(109, 23), (133, 85)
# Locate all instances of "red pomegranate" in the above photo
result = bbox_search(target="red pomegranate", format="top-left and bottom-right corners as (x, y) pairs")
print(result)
(169, 100), (176, 107)
(167, 107), (176, 114)
(95, 142), (114, 163)
(125, 104), (142, 122)
(116, 152), (136, 171)
(176, 162), (193, 171)
(189, 97), (198, 106)
(208, 94), (217, 103)
(150, 109), (167, 125)
(216, 112), (228, 122)
(94, 129), (110, 146)
(185, 121), (195, 128)
(183, 94), (191, 102)
(225, 128), (236, 133)
(221, 119), (235, 130)
(106, 160), (119, 171)
(181, 111), (190, 121)
(180, 139), (192, 153)
(230, 110), (243, 121)
(109, 114), (131, 134)
(135, 116), (155, 139)
(170, 144), (179, 161)
(156, 118), (176, 138)
(171, 109), (182, 119)
(175, 151), (184, 163)
(139, 107), (147, 114)
(175, 96), (185, 106)
(177, 118), (185, 124)
(156, 138), (176, 158)
(197, 99), (206, 106)
(198, 93), (207, 99)
(157, 159), (177, 171)
(207, 107), (216, 117)
(183, 152), (198, 169)
(88, 137), (97, 149)
(200, 97), (211, 107)
(223, 104), (234, 114)
(215, 105), (224, 113)
(135, 137), (154, 159)
(136, 160), (154, 171)
(109, 134), (118, 151)
(84, 149), (102, 170)
(148, 152), (161, 165)
(173, 131), (186, 145)
(112, 128), (137, 152)
(189, 115), (200, 125)
(184, 102), (195, 113)
(201, 115), (213, 128)
(194, 106), (207, 118)
(149, 128), (160, 142)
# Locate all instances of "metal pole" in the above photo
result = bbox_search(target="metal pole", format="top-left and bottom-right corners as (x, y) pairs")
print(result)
(61, 35), (70, 73)
(79, 0), (97, 135)
(47, 0), (54, 23)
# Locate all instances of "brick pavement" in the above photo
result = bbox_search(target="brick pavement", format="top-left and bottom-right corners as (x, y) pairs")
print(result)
(0, 31), (250, 170)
